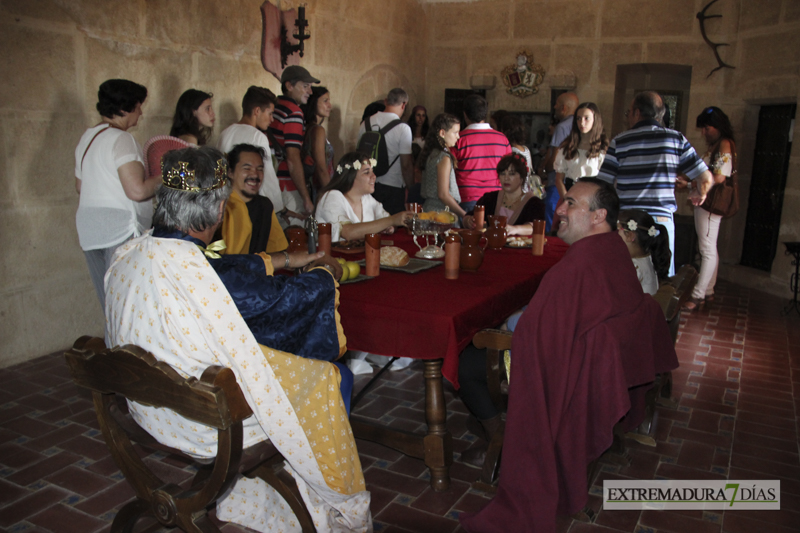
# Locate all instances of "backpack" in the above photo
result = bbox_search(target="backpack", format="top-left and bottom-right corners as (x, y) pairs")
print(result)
(357, 116), (403, 177)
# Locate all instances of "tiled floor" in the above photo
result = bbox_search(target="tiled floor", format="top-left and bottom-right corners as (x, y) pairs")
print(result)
(1, 279), (798, 533)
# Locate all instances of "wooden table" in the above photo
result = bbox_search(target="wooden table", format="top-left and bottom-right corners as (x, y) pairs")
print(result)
(335, 232), (567, 491)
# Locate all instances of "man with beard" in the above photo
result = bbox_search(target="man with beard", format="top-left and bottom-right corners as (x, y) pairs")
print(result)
(219, 144), (288, 255)
(460, 178), (677, 533)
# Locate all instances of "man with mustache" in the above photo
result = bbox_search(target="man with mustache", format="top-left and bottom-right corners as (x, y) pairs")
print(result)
(219, 143), (289, 255)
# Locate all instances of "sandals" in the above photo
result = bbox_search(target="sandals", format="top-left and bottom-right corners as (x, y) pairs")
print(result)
(682, 297), (704, 311)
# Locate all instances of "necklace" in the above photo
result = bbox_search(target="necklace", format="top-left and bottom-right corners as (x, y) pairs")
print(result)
(502, 191), (523, 208)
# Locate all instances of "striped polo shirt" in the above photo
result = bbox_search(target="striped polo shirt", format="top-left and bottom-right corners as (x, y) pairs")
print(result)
(268, 96), (305, 192)
(453, 123), (511, 203)
(597, 120), (708, 217)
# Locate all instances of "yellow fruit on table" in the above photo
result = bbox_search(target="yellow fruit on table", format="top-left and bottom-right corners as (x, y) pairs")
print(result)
(434, 212), (455, 223)
(339, 265), (350, 282)
(418, 212), (435, 220)
(345, 261), (360, 279)
(336, 257), (346, 265)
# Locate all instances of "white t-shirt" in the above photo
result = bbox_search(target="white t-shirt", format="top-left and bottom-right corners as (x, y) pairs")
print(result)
(316, 190), (390, 242)
(217, 123), (284, 212)
(554, 148), (605, 180)
(357, 112), (412, 189)
(74, 125), (153, 250)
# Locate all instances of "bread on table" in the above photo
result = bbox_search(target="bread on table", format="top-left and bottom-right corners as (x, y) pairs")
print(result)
(380, 246), (410, 267)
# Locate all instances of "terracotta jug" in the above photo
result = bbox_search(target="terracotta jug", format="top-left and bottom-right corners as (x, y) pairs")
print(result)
(286, 227), (307, 253)
(486, 215), (508, 250)
(460, 230), (486, 271)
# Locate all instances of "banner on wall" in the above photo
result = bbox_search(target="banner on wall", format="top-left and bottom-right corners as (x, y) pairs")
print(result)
(261, 1), (300, 82)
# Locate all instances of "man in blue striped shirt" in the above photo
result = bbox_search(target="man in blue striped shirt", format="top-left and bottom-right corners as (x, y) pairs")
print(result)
(597, 91), (712, 275)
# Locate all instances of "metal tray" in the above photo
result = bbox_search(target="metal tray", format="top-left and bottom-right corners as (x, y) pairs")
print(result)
(356, 257), (441, 274)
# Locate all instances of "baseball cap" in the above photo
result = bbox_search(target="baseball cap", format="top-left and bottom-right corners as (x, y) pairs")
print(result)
(280, 66), (320, 85)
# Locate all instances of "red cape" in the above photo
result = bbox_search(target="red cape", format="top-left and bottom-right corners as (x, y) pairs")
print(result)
(460, 231), (677, 533)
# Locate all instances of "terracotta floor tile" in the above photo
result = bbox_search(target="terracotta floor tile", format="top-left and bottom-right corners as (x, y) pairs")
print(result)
(2, 415), (58, 439)
(721, 512), (800, 533)
(73, 480), (136, 515)
(670, 426), (732, 448)
(44, 465), (115, 497)
(364, 467), (429, 497)
(0, 478), (30, 507)
(6, 450), (82, 487)
(735, 420), (797, 441)
(28, 503), (108, 533)
(0, 485), (71, 528)
(640, 509), (721, 533)
(0, 442), (47, 469)
(375, 503), (459, 532)
(410, 480), (470, 515)
(676, 440), (716, 471)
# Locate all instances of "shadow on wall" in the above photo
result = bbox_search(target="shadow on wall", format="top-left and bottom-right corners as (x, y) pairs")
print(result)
(345, 64), (417, 152)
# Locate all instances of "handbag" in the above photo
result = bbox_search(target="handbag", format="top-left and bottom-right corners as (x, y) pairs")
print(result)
(700, 141), (739, 218)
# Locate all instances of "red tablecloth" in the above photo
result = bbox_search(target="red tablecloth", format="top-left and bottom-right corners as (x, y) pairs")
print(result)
(335, 232), (568, 387)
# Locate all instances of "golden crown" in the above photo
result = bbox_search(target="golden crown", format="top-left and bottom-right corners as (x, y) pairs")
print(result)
(162, 159), (228, 192)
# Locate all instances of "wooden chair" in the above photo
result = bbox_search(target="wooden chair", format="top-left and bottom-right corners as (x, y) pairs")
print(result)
(627, 264), (698, 446)
(470, 328), (512, 494)
(65, 336), (314, 533)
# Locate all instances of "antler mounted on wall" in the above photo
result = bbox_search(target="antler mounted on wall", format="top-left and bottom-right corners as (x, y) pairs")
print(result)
(697, 0), (736, 78)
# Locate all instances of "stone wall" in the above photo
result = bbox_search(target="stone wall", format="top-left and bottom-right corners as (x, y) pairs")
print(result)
(424, 0), (800, 299)
(0, 0), (426, 367)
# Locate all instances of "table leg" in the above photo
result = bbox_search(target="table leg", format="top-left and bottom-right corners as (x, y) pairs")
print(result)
(423, 359), (452, 492)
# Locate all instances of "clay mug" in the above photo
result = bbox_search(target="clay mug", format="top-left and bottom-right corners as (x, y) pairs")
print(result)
(460, 229), (486, 271)
(486, 215), (508, 250)
(286, 227), (307, 253)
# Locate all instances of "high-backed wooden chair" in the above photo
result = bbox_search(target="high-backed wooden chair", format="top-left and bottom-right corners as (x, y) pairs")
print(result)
(470, 328), (512, 494)
(627, 264), (698, 445)
(65, 336), (314, 533)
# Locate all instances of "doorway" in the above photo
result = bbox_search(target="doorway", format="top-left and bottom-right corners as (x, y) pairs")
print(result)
(740, 104), (796, 271)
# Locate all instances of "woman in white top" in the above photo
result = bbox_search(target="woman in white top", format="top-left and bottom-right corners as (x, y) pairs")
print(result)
(74, 79), (161, 308)
(681, 106), (737, 310)
(316, 152), (414, 242)
(499, 114), (544, 198)
(554, 102), (608, 198)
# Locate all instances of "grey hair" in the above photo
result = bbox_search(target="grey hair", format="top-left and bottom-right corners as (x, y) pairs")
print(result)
(153, 146), (231, 233)
(632, 91), (665, 122)
(386, 87), (408, 106)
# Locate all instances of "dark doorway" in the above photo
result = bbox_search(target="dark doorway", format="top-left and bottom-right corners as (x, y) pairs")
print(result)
(444, 89), (485, 130)
(740, 104), (796, 271)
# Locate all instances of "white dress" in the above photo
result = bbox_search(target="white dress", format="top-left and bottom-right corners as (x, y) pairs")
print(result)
(316, 189), (390, 242)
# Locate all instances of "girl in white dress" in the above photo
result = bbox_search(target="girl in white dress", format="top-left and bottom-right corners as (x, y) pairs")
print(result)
(316, 152), (414, 242)
(617, 209), (671, 295)
(554, 102), (608, 198)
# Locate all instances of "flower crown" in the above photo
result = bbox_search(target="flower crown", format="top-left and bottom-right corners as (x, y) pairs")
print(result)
(624, 219), (659, 237)
(162, 159), (228, 192)
(510, 152), (529, 173)
(336, 158), (378, 174)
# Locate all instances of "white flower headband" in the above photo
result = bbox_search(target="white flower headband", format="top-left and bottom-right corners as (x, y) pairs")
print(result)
(625, 219), (659, 237)
(337, 158), (378, 174)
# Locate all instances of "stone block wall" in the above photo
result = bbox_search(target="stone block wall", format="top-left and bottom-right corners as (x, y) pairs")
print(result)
(424, 0), (800, 299)
(0, 0), (426, 367)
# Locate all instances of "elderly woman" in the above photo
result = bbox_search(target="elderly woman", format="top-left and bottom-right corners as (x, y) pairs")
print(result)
(143, 89), (215, 179)
(316, 152), (414, 242)
(74, 79), (160, 308)
(463, 153), (546, 235)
